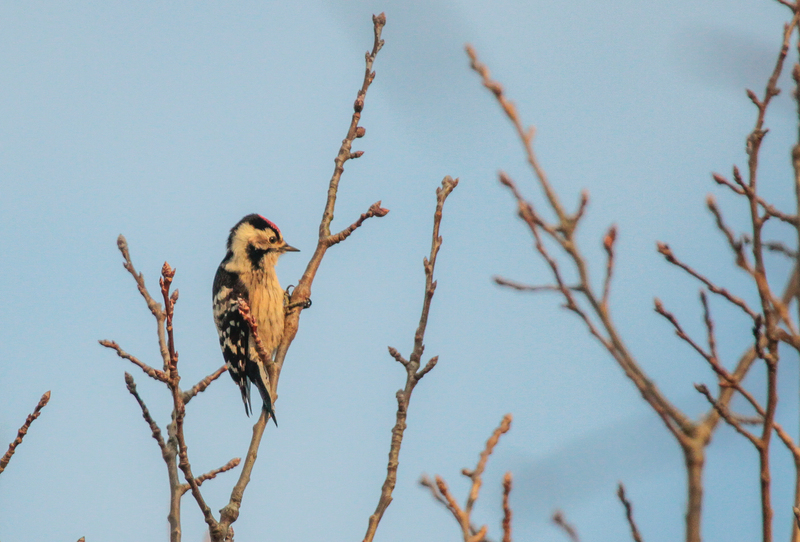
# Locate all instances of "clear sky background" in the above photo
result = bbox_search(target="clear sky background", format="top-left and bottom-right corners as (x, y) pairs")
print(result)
(1, 1), (798, 541)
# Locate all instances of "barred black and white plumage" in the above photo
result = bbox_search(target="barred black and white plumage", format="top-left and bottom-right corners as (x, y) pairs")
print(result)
(212, 214), (299, 425)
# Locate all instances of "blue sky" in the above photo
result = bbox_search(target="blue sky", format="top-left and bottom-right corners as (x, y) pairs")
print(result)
(1, 1), (798, 541)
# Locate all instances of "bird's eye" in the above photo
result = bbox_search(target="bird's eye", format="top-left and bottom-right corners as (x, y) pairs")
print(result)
(269, 236), (277, 244)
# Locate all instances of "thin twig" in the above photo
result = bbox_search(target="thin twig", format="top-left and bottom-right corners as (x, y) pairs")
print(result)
(325, 201), (390, 247)
(493, 276), (574, 292)
(617, 483), (644, 542)
(423, 415), (513, 542)
(654, 298), (714, 364)
(117, 234), (171, 370)
(465, 414), (513, 514)
(695, 384), (760, 446)
(183, 365), (228, 404)
(657, 242), (759, 320)
(99, 340), (168, 382)
(0, 391), (51, 476)
(124, 373), (167, 454)
(219, 410), (267, 534)
(502, 473), (513, 542)
(181, 458), (242, 494)
(602, 225), (617, 309)
(552, 511), (580, 542)
(362, 177), (458, 542)
(706, 194), (751, 271)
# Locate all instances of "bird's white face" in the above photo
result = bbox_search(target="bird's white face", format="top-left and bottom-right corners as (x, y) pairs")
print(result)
(227, 222), (298, 274)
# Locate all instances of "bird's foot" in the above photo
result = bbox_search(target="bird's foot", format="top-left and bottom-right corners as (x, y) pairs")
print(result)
(284, 285), (312, 312)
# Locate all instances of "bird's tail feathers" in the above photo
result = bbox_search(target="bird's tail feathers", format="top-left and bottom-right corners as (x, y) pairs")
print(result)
(240, 381), (253, 417)
(253, 361), (278, 427)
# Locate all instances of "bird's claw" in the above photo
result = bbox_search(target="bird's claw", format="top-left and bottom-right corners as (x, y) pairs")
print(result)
(286, 298), (312, 311)
(284, 285), (311, 312)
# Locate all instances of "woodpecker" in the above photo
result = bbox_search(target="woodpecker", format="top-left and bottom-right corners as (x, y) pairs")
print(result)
(212, 214), (299, 425)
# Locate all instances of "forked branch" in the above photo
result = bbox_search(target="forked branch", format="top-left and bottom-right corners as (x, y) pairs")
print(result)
(362, 176), (458, 542)
(421, 414), (513, 542)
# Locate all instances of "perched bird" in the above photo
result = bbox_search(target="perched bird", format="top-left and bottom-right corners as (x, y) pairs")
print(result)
(212, 214), (299, 424)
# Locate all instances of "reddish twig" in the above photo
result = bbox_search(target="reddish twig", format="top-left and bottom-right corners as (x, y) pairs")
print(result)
(602, 225), (617, 309)
(0, 391), (51, 476)
(106, 240), (238, 542)
(502, 473), (513, 542)
(654, 298), (715, 365)
(712, 172), (798, 225)
(159, 262), (179, 377)
(422, 415), (513, 542)
(739, 15), (800, 542)
(236, 297), (272, 367)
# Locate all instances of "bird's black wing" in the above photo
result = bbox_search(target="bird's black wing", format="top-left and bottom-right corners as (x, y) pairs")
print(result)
(213, 266), (253, 416)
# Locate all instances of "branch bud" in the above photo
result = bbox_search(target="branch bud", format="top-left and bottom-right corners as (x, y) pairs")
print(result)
(354, 91), (365, 112)
(603, 225), (617, 252)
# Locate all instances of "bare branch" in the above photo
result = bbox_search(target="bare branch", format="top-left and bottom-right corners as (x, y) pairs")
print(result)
(324, 201), (390, 247)
(181, 458), (242, 494)
(657, 242), (759, 320)
(466, 44), (569, 227)
(116, 235), (171, 370)
(482, 54), (696, 446)
(362, 177), (457, 542)
(602, 225), (617, 309)
(183, 365), (228, 405)
(416, 356), (439, 381)
(695, 384), (760, 446)
(552, 511), (580, 542)
(0, 391), (50, 476)
(712, 174), (799, 225)
(706, 195), (751, 271)
(387, 346), (409, 367)
(423, 415), (513, 542)
(493, 276), (572, 293)
(654, 298), (713, 363)
(502, 473), (513, 542)
(219, 410), (268, 533)
(99, 340), (168, 382)
(124, 373), (167, 454)
(617, 483), (645, 542)
(465, 414), (513, 514)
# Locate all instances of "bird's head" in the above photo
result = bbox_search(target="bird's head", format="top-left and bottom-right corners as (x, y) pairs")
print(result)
(227, 214), (299, 270)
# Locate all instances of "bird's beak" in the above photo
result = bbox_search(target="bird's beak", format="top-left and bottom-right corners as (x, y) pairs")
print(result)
(281, 243), (300, 253)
